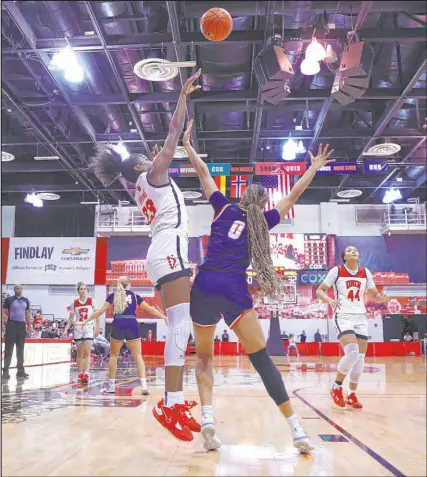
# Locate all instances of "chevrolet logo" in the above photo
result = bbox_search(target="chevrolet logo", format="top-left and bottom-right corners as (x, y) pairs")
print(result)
(62, 247), (90, 256)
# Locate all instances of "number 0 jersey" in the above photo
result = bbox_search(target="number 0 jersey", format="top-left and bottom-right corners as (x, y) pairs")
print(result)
(72, 297), (97, 326)
(135, 172), (188, 239)
(323, 265), (375, 314)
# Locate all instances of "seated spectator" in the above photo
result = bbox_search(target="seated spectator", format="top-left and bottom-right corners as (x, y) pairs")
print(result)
(214, 335), (221, 342)
(146, 329), (155, 342)
(299, 330), (307, 343)
(314, 329), (323, 342)
(33, 311), (45, 328)
(221, 330), (229, 342)
(404, 332), (413, 342)
(281, 331), (289, 341)
(94, 329), (110, 358)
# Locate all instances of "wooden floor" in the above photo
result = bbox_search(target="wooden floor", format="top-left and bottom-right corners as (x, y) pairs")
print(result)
(1, 355), (426, 476)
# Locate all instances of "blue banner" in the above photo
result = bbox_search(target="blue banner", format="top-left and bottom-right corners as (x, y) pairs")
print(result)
(168, 166), (180, 177)
(317, 162), (358, 175)
(363, 160), (388, 174)
(207, 163), (231, 176)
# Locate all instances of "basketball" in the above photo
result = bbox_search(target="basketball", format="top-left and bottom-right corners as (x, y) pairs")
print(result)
(200, 7), (233, 42)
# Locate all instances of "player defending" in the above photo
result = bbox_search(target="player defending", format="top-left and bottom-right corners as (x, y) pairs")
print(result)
(90, 70), (202, 441)
(316, 246), (388, 408)
(183, 119), (334, 452)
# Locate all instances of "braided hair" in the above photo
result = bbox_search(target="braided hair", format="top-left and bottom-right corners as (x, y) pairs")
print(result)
(90, 145), (152, 186)
(240, 184), (282, 300)
(113, 276), (131, 315)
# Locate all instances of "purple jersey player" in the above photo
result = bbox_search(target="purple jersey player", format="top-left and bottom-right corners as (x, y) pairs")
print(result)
(79, 276), (167, 395)
(183, 119), (334, 453)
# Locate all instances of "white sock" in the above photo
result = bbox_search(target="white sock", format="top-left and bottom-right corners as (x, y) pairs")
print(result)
(286, 413), (302, 431)
(140, 378), (147, 388)
(165, 391), (184, 407)
(108, 379), (116, 386)
(201, 405), (213, 425)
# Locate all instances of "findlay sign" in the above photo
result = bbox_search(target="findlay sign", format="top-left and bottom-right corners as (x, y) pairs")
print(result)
(7, 238), (96, 285)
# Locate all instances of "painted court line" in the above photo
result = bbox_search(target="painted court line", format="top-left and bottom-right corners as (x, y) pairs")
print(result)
(293, 387), (406, 477)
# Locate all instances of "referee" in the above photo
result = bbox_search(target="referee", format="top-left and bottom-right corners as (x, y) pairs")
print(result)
(2, 285), (33, 379)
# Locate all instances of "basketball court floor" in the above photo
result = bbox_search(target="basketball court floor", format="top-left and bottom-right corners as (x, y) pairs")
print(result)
(1, 355), (426, 477)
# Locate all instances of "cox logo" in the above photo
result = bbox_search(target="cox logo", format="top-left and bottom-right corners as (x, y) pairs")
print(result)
(309, 264), (324, 270)
(299, 272), (327, 285)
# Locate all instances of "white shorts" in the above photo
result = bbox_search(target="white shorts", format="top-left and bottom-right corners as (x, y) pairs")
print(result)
(74, 324), (94, 343)
(334, 313), (368, 340)
(146, 231), (192, 289)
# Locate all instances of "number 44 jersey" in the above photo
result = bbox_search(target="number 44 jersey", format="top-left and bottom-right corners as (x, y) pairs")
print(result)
(135, 173), (188, 239)
(323, 265), (375, 314)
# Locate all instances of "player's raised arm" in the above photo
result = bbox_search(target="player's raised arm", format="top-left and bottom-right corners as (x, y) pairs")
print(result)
(274, 144), (334, 220)
(148, 70), (202, 185)
(183, 120), (218, 199)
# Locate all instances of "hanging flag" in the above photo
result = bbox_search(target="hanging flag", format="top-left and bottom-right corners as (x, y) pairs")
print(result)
(214, 175), (227, 195)
(261, 174), (295, 219)
(230, 175), (247, 198)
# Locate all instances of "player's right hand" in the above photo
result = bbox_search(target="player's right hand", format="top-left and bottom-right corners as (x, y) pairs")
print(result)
(181, 69), (202, 96)
(308, 144), (335, 171)
(329, 299), (342, 311)
(183, 119), (194, 147)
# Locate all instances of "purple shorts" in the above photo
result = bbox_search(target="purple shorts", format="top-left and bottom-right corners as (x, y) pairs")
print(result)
(111, 317), (141, 341)
(191, 270), (253, 328)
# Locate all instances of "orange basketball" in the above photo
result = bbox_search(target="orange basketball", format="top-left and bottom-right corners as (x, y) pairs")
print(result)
(200, 8), (233, 42)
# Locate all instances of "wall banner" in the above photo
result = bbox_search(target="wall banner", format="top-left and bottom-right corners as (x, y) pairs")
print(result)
(7, 238), (97, 285)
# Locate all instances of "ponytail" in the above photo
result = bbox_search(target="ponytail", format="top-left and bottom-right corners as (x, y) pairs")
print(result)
(113, 280), (128, 315)
(242, 185), (283, 300)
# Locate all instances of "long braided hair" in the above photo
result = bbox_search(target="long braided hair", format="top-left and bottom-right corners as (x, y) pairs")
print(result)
(113, 276), (131, 315)
(240, 185), (282, 300)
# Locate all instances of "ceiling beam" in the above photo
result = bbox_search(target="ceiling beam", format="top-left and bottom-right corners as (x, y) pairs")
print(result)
(166, 1), (200, 151)
(2, 162), (90, 174)
(363, 137), (427, 201)
(3, 28), (426, 55)
(339, 51), (427, 191)
(250, 1), (273, 163)
(84, 1), (151, 160)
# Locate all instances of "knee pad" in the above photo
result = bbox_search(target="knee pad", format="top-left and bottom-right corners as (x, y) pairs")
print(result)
(337, 342), (359, 375)
(248, 348), (289, 406)
(349, 353), (365, 384)
(164, 303), (191, 367)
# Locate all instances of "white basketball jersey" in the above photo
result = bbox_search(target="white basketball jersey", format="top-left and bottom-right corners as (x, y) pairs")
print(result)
(333, 265), (370, 314)
(135, 173), (188, 238)
(73, 297), (96, 327)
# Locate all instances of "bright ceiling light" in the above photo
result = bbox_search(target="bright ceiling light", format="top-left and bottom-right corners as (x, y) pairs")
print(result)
(300, 57), (320, 76)
(296, 140), (306, 154)
(33, 196), (44, 207)
(396, 177), (403, 182)
(24, 193), (44, 207)
(282, 137), (298, 161)
(112, 142), (130, 161)
(383, 188), (402, 204)
(64, 64), (84, 83)
(50, 46), (79, 70)
(305, 38), (326, 61)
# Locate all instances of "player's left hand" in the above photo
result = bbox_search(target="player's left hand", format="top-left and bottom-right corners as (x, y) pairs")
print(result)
(181, 69), (202, 96)
(308, 144), (335, 170)
(183, 119), (194, 147)
(377, 292), (389, 303)
(151, 144), (162, 157)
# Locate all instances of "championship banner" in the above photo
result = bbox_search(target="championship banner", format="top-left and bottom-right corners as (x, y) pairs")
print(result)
(7, 238), (97, 285)
(255, 162), (307, 176)
(231, 164), (254, 174)
(317, 162), (358, 175)
(363, 161), (388, 174)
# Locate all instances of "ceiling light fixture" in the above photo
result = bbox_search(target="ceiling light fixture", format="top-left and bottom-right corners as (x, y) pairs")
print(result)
(282, 136), (298, 161)
(383, 188), (402, 204)
(49, 46), (84, 84)
(305, 37), (326, 61)
(300, 57), (320, 76)
(2, 151), (15, 162)
(24, 193), (44, 208)
(112, 142), (130, 161)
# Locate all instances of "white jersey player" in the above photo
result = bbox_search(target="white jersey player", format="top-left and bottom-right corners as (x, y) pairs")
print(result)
(63, 282), (99, 386)
(90, 69), (202, 442)
(317, 246), (388, 409)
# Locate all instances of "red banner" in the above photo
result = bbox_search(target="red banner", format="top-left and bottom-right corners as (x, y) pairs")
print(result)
(1, 238), (10, 284)
(255, 162), (307, 176)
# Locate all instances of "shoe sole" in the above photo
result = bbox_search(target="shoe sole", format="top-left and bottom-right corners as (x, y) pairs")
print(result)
(294, 439), (314, 454)
(202, 424), (221, 451)
(141, 389), (149, 395)
(152, 407), (194, 442)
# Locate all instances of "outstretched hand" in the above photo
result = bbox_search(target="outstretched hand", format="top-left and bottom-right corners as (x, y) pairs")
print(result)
(308, 144), (335, 171)
(181, 69), (202, 96)
(183, 119), (194, 147)
(151, 144), (162, 157)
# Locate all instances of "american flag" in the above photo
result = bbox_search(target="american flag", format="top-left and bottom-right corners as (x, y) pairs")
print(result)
(261, 174), (295, 219)
(230, 175), (247, 198)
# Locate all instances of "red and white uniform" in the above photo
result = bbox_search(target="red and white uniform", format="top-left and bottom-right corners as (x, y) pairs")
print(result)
(323, 265), (375, 339)
(135, 173), (191, 287)
(72, 297), (97, 341)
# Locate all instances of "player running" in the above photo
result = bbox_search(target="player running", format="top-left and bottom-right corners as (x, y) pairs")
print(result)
(63, 282), (98, 386)
(316, 246), (388, 409)
(90, 70), (202, 441)
(183, 119), (334, 452)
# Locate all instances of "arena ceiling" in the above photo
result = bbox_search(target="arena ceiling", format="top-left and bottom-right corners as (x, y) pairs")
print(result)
(1, 1), (426, 207)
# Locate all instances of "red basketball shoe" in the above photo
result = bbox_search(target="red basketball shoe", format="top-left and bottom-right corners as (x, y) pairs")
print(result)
(77, 373), (84, 384)
(81, 374), (89, 386)
(176, 401), (201, 433)
(345, 392), (363, 409)
(152, 400), (193, 441)
(330, 386), (345, 407)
